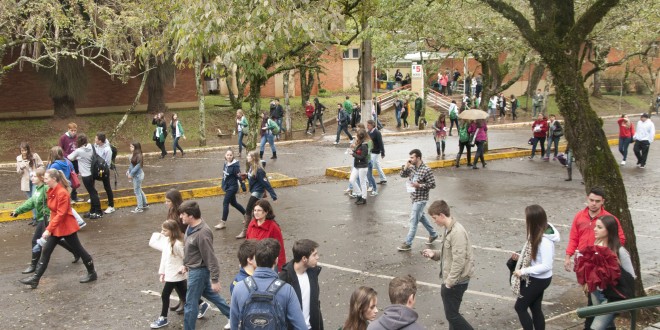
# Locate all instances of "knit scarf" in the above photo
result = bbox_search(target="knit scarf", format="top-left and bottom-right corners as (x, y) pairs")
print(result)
(511, 241), (532, 297)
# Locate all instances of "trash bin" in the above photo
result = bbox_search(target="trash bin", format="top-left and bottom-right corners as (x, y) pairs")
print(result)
(205, 79), (218, 93)
(386, 82), (394, 90)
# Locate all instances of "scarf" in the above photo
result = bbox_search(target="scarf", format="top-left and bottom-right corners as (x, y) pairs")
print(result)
(511, 241), (532, 297)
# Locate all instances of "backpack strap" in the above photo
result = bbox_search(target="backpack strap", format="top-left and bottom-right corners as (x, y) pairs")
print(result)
(243, 276), (258, 293)
(266, 279), (285, 295)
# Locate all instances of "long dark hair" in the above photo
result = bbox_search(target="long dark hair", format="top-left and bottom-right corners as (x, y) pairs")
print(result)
(599, 215), (622, 254)
(131, 142), (143, 166)
(525, 204), (548, 260)
(162, 219), (184, 257)
(19, 142), (35, 167)
(166, 188), (184, 222)
(343, 286), (378, 330)
(437, 114), (446, 126)
(76, 133), (88, 148)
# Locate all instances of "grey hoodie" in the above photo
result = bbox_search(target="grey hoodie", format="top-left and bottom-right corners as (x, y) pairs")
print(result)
(367, 305), (425, 330)
(68, 143), (93, 177)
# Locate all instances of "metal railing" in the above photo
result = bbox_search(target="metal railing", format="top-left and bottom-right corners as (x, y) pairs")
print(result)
(426, 88), (454, 112)
(576, 295), (660, 330)
(376, 84), (411, 110)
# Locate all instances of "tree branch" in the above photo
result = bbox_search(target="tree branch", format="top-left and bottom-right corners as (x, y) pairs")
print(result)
(568, 0), (621, 46)
(583, 42), (655, 81)
(480, 0), (539, 48)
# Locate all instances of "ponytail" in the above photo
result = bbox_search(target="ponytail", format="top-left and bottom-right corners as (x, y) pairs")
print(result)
(45, 168), (71, 192)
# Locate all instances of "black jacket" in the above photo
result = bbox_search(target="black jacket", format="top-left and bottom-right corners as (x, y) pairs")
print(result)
(278, 261), (324, 330)
(369, 128), (385, 156)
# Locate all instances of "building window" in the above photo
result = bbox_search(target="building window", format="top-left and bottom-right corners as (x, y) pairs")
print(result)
(343, 48), (360, 59)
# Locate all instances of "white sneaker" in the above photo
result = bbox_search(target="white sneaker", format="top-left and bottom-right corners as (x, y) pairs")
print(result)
(370, 191), (379, 196)
(104, 206), (116, 214)
(131, 207), (144, 213)
(367, 186), (373, 192)
(344, 188), (352, 195)
(333, 141), (339, 145)
(86, 199), (91, 203)
(214, 221), (227, 230)
(224, 321), (231, 330)
(620, 160), (626, 165)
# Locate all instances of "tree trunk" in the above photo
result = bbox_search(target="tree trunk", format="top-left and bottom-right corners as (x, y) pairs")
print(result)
(194, 61), (206, 147)
(226, 67), (245, 110)
(110, 63), (150, 141)
(147, 83), (167, 114)
(360, 36), (373, 128)
(299, 67), (315, 109)
(283, 71), (292, 140)
(551, 62), (643, 297)
(526, 64), (545, 97)
(246, 79), (264, 151)
(53, 96), (77, 118)
(591, 70), (602, 98)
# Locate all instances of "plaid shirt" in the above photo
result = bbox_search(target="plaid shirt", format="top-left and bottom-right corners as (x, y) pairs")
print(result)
(400, 162), (435, 202)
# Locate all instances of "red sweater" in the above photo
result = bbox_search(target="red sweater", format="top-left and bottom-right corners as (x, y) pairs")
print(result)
(305, 105), (315, 119)
(58, 133), (77, 157)
(617, 118), (635, 138)
(246, 219), (287, 271)
(46, 184), (80, 237)
(565, 207), (626, 257)
(532, 119), (548, 138)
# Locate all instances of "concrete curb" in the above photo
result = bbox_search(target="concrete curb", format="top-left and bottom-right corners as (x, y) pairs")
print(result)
(0, 173), (298, 223)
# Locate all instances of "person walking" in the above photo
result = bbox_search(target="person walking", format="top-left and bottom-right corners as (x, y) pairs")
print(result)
(469, 120), (488, 169)
(421, 200), (475, 330)
(343, 96), (356, 130)
(343, 286), (379, 330)
(152, 113), (168, 159)
(19, 168), (97, 289)
(394, 97), (403, 128)
(177, 201), (231, 329)
(401, 99), (410, 128)
(271, 98), (284, 140)
(259, 112), (278, 160)
(448, 100), (459, 136)
(16, 142), (43, 225)
(544, 115), (563, 161)
(617, 114), (634, 166)
(397, 149), (439, 251)
(367, 120), (387, 184)
(68, 134), (103, 219)
(510, 95), (519, 121)
(348, 130), (369, 205)
(95, 132), (115, 214)
(305, 100), (316, 135)
(149, 219), (187, 329)
(511, 205), (560, 330)
(455, 120), (472, 168)
(414, 93), (423, 126)
(488, 95), (498, 122)
(127, 142), (148, 213)
(236, 151), (277, 239)
(170, 113), (186, 158)
(632, 113), (655, 169)
(59, 122), (82, 202)
(246, 199), (287, 271)
(532, 89), (544, 118)
(215, 149), (246, 230)
(498, 93), (507, 120)
(335, 104), (354, 145)
(236, 110), (248, 157)
(529, 114), (548, 160)
(432, 114), (448, 158)
(312, 97), (326, 134)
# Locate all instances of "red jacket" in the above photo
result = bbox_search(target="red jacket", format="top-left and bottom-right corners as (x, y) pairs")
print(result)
(617, 118), (635, 138)
(46, 184), (80, 237)
(246, 218), (287, 271)
(305, 105), (315, 119)
(565, 207), (626, 257)
(532, 119), (548, 138)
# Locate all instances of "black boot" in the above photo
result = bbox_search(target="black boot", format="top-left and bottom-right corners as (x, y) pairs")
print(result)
(175, 299), (185, 314)
(455, 155), (461, 168)
(22, 251), (41, 274)
(19, 261), (45, 289)
(271, 152), (277, 159)
(80, 260), (97, 283)
(259, 151), (264, 159)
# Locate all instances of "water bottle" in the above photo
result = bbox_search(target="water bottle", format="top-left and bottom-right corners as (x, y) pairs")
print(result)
(32, 238), (47, 253)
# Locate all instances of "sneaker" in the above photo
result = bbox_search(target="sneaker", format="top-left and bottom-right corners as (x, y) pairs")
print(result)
(640, 165), (645, 169)
(377, 180), (387, 185)
(143, 204), (150, 209)
(89, 213), (102, 220)
(86, 199), (91, 203)
(104, 206), (116, 214)
(344, 188), (352, 195)
(214, 221), (227, 230)
(198, 302), (210, 319)
(349, 193), (359, 199)
(397, 243), (412, 251)
(333, 141), (339, 145)
(543, 157), (550, 162)
(75, 197), (84, 203)
(620, 160), (626, 165)
(150, 316), (168, 329)
(553, 156), (557, 161)
(235, 230), (246, 239)
(355, 197), (366, 205)
(370, 191), (378, 196)
(528, 156), (534, 160)
(426, 235), (439, 245)
(131, 207), (144, 213)
(306, 131), (313, 135)
(367, 186), (373, 192)
(224, 321), (231, 330)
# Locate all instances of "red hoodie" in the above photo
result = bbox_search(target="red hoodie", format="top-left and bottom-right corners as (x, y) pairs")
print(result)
(532, 119), (548, 138)
(617, 118), (635, 138)
(305, 104), (315, 119)
(565, 207), (626, 257)
(246, 219), (287, 271)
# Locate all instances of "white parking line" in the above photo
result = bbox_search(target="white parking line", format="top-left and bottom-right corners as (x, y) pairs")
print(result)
(318, 262), (554, 305)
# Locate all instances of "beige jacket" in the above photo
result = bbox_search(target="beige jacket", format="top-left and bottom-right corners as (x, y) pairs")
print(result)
(16, 153), (43, 192)
(431, 218), (474, 286)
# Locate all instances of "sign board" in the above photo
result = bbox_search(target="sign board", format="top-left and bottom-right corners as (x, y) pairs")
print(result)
(411, 64), (423, 78)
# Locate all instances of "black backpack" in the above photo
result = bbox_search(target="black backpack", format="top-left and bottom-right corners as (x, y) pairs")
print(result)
(239, 277), (287, 330)
(91, 145), (110, 181)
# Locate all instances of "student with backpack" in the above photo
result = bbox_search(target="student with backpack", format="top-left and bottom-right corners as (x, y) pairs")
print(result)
(68, 134), (103, 219)
(455, 120), (472, 168)
(230, 238), (307, 330)
(448, 100), (459, 136)
(259, 113), (279, 160)
(335, 104), (354, 145)
(510, 95), (519, 121)
(94, 132), (115, 214)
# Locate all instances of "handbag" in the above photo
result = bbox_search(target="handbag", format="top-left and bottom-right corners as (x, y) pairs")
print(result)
(70, 171), (81, 189)
(603, 266), (635, 302)
(149, 232), (166, 251)
(528, 137), (537, 145)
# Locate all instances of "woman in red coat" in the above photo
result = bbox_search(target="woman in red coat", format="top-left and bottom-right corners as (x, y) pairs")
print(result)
(246, 199), (286, 271)
(19, 169), (97, 289)
(529, 114), (549, 159)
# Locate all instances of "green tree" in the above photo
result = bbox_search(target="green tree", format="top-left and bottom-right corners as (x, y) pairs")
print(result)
(479, 0), (649, 299)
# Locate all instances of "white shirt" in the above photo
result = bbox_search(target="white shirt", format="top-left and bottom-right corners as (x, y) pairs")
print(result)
(633, 119), (656, 143)
(296, 272), (312, 329)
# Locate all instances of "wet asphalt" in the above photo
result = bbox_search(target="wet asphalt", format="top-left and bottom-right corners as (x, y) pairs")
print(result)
(0, 117), (658, 329)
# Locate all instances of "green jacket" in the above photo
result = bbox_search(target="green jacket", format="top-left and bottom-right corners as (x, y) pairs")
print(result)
(14, 183), (49, 221)
(343, 100), (353, 115)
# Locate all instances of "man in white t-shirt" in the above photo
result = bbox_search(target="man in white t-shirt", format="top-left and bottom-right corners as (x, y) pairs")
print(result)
(278, 239), (324, 330)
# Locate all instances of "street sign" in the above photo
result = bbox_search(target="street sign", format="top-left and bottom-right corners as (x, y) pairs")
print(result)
(411, 64), (423, 78)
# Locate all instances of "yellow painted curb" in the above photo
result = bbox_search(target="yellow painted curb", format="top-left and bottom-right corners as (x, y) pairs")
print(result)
(0, 173), (298, 223)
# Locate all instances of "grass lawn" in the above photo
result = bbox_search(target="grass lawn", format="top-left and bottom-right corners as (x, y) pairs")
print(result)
(515, 94), (653, 117)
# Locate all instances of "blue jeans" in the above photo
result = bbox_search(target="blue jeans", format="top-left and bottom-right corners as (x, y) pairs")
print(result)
(173, 137), (184, 155)
(395, 109), (402, 127)
(238, 131), (247, 154)
(546, 136), (560, 158)
(618, 137), (632, 161)
(370, 153), (386, 182)
(366, 161), (377, 193)
(590, 290), (615, 330)
(132, 171), (147, 209)
(275, 118), (284, 133)
(222, 188), (245, 221)
(335, 124), (353, 143)
(405, 201), (437, 245)
(184, 267), (230, 330)
(260, 133), (276, 153)
(530, 137), (546, 158)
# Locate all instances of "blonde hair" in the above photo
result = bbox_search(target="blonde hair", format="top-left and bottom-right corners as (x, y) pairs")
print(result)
(45, 168), (71, 192)
(247, 150), (263, 177)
